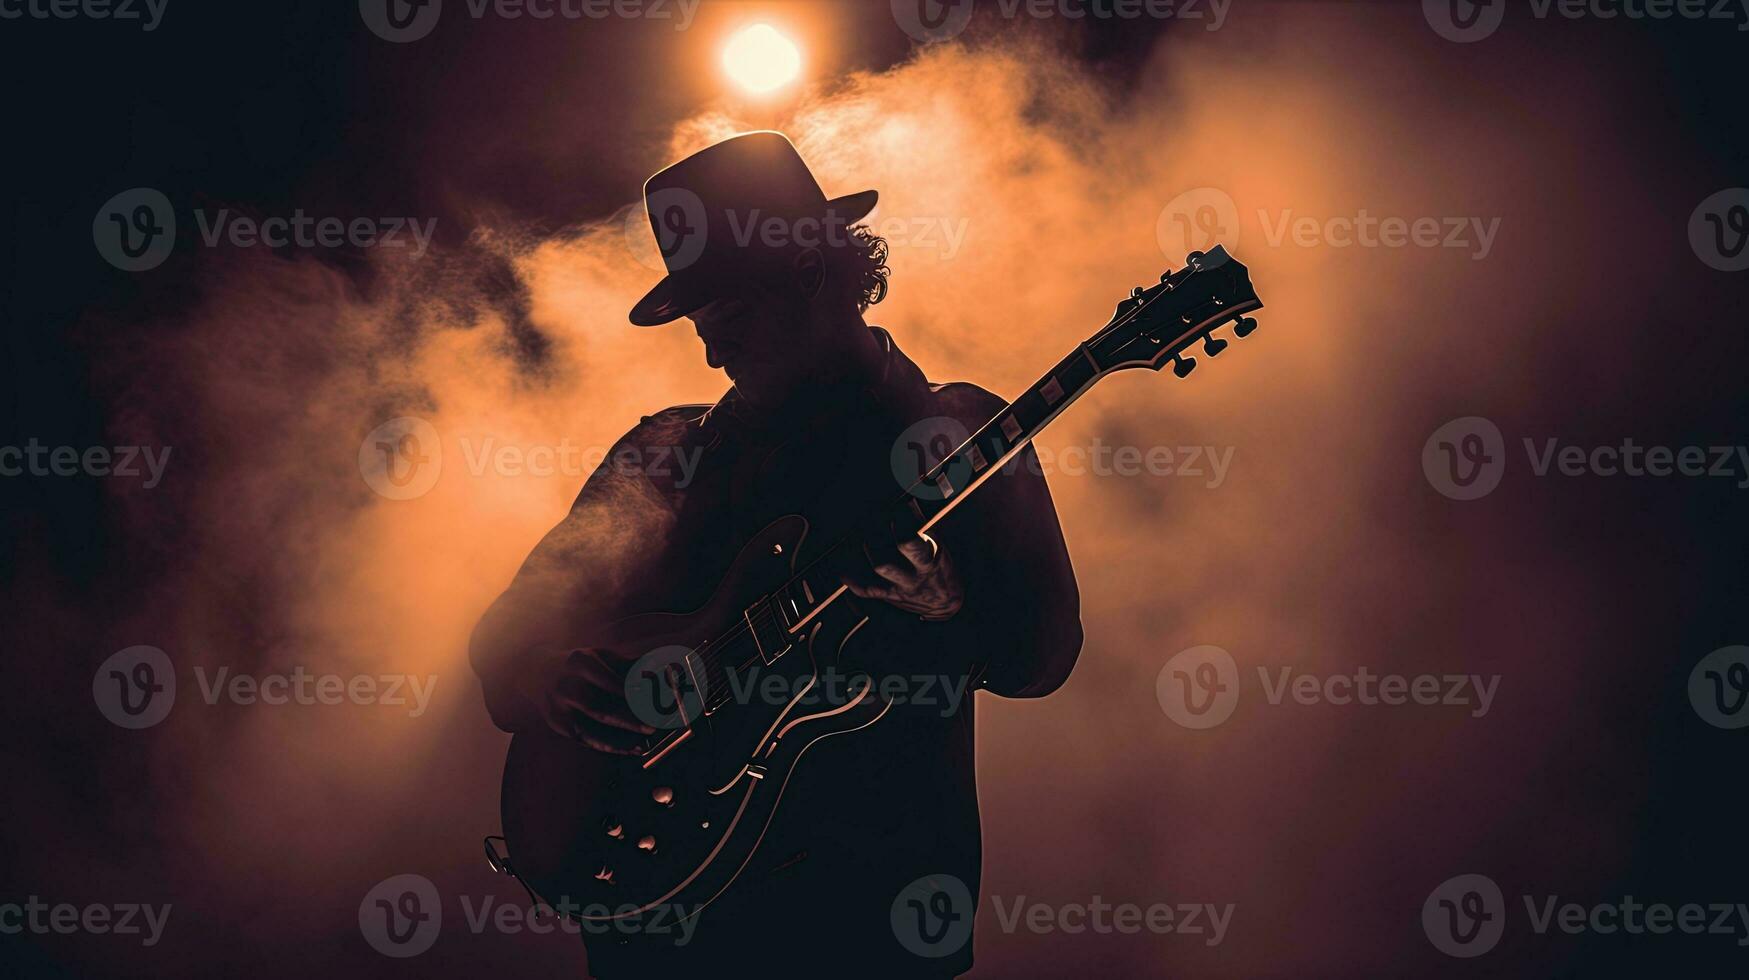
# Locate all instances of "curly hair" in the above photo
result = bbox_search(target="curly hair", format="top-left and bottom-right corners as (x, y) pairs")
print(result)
(836, 223), (891, 313)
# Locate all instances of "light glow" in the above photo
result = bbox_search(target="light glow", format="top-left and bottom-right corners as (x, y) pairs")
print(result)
(722, 24), (801, 94)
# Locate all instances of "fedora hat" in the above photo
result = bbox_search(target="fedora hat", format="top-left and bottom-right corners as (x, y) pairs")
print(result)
(628, 131), (879, 326)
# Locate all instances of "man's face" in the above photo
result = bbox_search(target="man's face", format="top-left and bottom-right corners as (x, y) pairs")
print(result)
(685, 272), (814, 402)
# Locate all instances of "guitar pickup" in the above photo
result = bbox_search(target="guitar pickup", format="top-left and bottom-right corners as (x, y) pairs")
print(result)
(744, 599), (792, 666)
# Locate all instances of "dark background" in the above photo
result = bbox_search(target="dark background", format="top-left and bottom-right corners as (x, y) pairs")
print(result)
(5, 1), (1748, 976)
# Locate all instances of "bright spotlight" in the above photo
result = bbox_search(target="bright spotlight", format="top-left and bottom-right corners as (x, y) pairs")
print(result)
(722, 24), (801, 94)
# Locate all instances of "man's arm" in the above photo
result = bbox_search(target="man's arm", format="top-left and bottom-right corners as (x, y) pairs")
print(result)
(468, 420), (684, 742)
(943, 435), (1084, 698)
(911, 384), (1084, 698)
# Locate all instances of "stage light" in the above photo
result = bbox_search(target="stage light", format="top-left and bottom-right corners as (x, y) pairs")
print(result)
(723, 24), (801, 94)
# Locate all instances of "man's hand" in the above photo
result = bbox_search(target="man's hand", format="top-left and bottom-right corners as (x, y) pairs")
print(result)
(518, 646), (657, 754)
(844, 532), (964, 621)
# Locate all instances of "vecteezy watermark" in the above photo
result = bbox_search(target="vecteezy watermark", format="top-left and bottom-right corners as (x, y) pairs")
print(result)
(0, 897), (171, 947)
(358, 873), (699, 957)
(623, 646), (972, 729)
(890, 874), (1233, 959)
(93, 188), (175, 272)
(357, 416), (707, 501)
(622, 192), (972, 272)
(359, 874), (442, 957)
(1423, 873), (1749, 957)
(191, 666), (437, 717)
(0, 440), (172, 488)
(0, 0), (169, 31)
(1690, 188), (1749, 272)
(1689, 645), (1749, 729)
(1425, 0), (1749, 43)
(890, 416), (1235, 501)
(1256, 209), (1500, 260)
(1158, 188), (1500, 260)
(92, 645), (437, 729)
(359, 0), (700, 43)
(889, 0), (1228, 43)
(93, 646), (176, 729)
(1422, 416), (1749, 501)
(1157, 646), (1501, 730)
(359, 417), (443, 501)
(93, 188), (436, 272)
(192, 209), (435, 257)
(1422, 874), (1507, 957)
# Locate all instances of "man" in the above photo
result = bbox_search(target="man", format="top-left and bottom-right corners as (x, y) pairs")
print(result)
(470, 132), (1082, 977)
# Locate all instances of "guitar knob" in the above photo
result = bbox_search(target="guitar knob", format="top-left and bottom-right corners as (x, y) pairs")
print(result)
(651, 786), (674, 806)
(1234, 316), (1258, 338)
(603, 821), (624, 839)
(1172, 356), (1197, 378)
(636, 835), (657, 853)
(1202, 335), (1228, 357)
(595, 865), (615, 883)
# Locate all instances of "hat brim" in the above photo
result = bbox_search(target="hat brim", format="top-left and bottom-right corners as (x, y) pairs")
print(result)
(628, 189), (880, 326)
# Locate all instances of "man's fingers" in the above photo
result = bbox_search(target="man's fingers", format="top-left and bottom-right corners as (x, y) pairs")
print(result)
(895, 534), (941, 570)
(576, 691), (659, 735)
(871, 560), (920, 589)
(553, 678), (657, 734)
(545, 708), (649, 754)
(844, 578), (897, 602)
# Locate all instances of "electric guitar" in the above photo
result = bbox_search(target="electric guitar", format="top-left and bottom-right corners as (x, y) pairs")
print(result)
(488, 245), (1263, 929)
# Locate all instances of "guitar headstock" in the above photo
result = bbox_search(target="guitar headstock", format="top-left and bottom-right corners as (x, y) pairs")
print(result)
(1087, 245), (1263, 379)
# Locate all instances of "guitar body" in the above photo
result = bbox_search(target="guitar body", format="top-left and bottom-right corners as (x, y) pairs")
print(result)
(498, 515), (891, 927)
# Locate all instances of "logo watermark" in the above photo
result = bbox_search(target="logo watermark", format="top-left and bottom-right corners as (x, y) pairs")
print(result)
(358, 873), (699, 957)
(93, 646), (437, 729)
(1424, 873), (1749, 957)
(0, 0), (168, 30)
(94, 188), (175, 272)
(94, 188), (436, 272)
(93, 646), (176, 729)
(360, 0), (700, 44)
(891, 874), (1234, 958)
(0, 898), (171, 947)
(358, 416), (707, 501)
(1423, 416), (1749, 501)
(1160, 188), (1501, 260)
(625, 193), (972, 272)
(890, 0), (1228, 44)
(1689, 188), (1749, 272)
(1, 440), (172, 488)
(891, 416), (1235, 501)
(624, 646), (971, 729)
(1157, 646), (1500, 730)
(1425, 0), (1749, 43)
(1689, 645), (1749, 729)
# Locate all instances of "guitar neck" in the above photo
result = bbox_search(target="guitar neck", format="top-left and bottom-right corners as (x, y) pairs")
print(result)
(771, 343), (1104, 638)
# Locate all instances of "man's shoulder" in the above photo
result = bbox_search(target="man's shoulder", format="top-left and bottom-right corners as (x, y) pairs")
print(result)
(622, 403), (714, 445)
(569, 403), (715, 508)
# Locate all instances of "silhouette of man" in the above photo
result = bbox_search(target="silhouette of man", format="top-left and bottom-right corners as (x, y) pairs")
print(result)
(470, 131), (1082, 978)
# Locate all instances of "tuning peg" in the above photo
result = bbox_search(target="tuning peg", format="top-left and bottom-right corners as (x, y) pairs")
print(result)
(1202, 334), (1228, 357)
(1131, 286), (1144, 300)
(1172, 355), (1197, 378)
(1159, 268), (1173, 281)
(1234, 316), (1258, 338)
